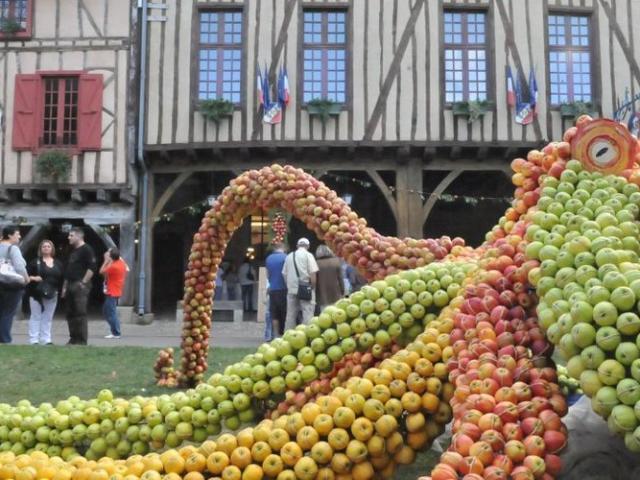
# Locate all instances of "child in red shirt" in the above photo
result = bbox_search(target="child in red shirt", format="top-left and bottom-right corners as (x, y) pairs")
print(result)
(99, 248), (129, 338)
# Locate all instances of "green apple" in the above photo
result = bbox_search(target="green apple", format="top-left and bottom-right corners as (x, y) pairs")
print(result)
(598, 359), (627, 385)
(610, 287), (637, 311)
(321, 328), (338, 345)
(616, 342), (640, 366)
(593, 301), (618, 326)
(617, 379), (640, 406)
(581, 345), (607, 369)
(593, 386), (619, 417)
(571, 323), (597, 349)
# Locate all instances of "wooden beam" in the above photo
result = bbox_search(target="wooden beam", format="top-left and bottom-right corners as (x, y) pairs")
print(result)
(363, 0), (426, 140)
(151, 171), (193, 220)
(19, 223), (49, 255)
(46, 188), (61, 204)
(71, 189), (85, 204)
(367, 170), (399, 222)
(503, 147), (517, 161)
(423, 147), (437, 161)
(495, 0), (543, 141)
(598, 0), (640, 85)
(422, 169), (464, 227)
(118, 189), (136, 204)
(87, 223), (117, 250)
(97, 189), (108, 203)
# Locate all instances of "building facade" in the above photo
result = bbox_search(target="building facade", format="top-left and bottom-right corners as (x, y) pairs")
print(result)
(139, 0), (640, 311)
(0, 0), (137, 302)
(3, 0), (640, 313)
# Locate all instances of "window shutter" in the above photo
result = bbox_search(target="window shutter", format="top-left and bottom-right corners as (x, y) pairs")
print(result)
(12, 74), (40, 151)
(78, 74), (103, 150)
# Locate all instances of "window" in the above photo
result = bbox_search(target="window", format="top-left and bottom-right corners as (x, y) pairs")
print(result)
(443, 11), (488, 103)
(302, 10), (347, 104)
(198, 11), (243, 103)
(0, 0), (32, 38)
(12, 73), (103, 153)
(42, 77), (79, 147)
(548, 14), (592, 105)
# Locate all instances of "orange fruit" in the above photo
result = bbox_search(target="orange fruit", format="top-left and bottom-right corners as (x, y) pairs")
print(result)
(206, 452), (229, 475)
(229, 447), (251, 470)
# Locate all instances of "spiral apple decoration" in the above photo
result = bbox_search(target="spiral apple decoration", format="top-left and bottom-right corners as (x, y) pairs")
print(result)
(5, 117), (640, 480)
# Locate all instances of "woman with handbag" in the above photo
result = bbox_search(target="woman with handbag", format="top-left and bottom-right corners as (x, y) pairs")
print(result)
(27, 240), (63, 345)
(0, 225), (29, 343)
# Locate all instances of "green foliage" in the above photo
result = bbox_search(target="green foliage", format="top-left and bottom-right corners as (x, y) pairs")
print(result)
(0, 18), (23, 34)
(198, 98), (234, 123)
(36, 150), (71, 183)
(451, 100), (494, 123)
(306, 97), (343, 123)
(560, 101), (596, 121)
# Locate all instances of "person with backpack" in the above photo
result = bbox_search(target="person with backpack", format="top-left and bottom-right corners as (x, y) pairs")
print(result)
(0, 225), (29, 343)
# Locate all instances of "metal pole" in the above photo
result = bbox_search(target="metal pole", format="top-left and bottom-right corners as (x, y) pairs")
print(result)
(136, 0), (149, 315)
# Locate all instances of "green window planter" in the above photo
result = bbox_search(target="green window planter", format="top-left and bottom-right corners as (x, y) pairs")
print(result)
(451, 100), (494, 123)
(198, 98), (234, 124)
(36, 151), (71, 183)
(559, 102), (596, 121)
(306, 99), (343, 123)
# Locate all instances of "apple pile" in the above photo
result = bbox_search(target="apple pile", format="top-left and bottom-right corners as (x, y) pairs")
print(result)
(154, 348), (178, 387)
(176, 164), (466, 386)
(525, 160), (640, 452)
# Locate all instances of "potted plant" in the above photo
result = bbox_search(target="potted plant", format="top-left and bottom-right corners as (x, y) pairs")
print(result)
(0, 18), (23, 34)
(35, 150), (71, 183)
(198, 98), (234, 124)
(559, 101), (596, 121)
(306, 98), (343, 123)
(451, 100), (494, 123)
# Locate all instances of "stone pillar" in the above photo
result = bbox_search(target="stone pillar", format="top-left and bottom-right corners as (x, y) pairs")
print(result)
(395, 158), (424, 239)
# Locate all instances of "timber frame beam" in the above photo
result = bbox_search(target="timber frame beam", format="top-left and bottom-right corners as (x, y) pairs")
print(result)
(421, 169), (464, 226)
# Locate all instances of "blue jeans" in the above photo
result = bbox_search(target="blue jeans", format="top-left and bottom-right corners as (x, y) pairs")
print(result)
(103, 296), (121, 336)
(264, 298), (272, 341)
(0, 287), (23, 343)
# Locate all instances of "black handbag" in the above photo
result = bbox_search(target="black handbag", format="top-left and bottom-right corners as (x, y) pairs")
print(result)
(35, 259), (56, 300)
(293, 252), (313, 301)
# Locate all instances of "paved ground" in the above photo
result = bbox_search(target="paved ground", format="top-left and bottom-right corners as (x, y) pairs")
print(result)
(10, 311), (267, 348)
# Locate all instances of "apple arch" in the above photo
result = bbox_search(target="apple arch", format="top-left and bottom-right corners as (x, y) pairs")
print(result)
(177, 164), (465, 386)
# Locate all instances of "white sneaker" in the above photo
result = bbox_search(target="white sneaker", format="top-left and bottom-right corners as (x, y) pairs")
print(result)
(104, 334), (121, 339)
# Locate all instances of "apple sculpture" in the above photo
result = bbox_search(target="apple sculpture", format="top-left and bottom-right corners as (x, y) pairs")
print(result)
(3, 116), (640, 480)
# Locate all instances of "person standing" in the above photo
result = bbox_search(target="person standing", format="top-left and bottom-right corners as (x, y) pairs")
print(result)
(99, 248), (129, 339)
(27, 240), (63, 345)
(224, 264), (239, 301)
(62, 227), (96, 345)
(0, 225), (29, 343)
(238, 258), (256, 312)
(347, 264), (367, 293)
(315, 245), (345, 311)
(282, 238), (318, 330)
(265, 242), (287, 338)
(214, 264), (225, 301)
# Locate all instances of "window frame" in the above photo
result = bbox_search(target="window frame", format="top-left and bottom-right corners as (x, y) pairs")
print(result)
(545, 10), (595, 107)
(40, 75), (80, 149)
(441, 6), (491, 105)
(298, 5), (351, 109)
(193, 6), (245, 108)
(0, 0), (33, 40)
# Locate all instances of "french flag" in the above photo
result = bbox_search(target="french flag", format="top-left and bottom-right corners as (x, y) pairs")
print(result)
(506, 66), (516, 108)
(279, 67), (290, 107)
(528, 67), (538, 114)
(256, 66), (264, 108)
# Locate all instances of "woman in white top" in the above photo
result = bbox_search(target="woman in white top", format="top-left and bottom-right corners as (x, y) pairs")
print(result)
(0, 225), (29, 343)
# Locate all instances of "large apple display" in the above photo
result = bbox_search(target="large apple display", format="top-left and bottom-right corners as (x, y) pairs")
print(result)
(1, 116), (640, 480)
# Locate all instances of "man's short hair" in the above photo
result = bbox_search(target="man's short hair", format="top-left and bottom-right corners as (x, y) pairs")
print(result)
(69, 227), (85, 238)
(109, 248), (121, 260)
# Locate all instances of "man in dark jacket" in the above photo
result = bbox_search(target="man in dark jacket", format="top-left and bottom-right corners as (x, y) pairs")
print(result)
(62, 227), (96, 345)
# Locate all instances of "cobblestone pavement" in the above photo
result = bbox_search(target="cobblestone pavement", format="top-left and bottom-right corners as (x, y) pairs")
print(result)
(9, 311), (266, 348)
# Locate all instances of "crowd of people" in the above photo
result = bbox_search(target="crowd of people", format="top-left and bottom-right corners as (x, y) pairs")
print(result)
(0, 225), (128, 345)
(262, 237), (365, 341)
(0, 223), (364, 346)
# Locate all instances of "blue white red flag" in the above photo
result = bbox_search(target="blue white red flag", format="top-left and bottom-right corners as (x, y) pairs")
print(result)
(278, 67), (290, 107)
(513, 66), (538, 125)
(256, 65), (264, 108)
(262, 65), (283, 124)
(506, 66), (516, 108)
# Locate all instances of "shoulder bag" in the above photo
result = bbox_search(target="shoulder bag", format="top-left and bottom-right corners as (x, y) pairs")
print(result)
(0, 245), (26, 285)
(293, 251), (313, 301)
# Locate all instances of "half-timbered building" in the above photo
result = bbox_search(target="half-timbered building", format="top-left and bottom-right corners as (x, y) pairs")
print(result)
(0, 0), (137, 303)
(139, 0), (640, 312)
